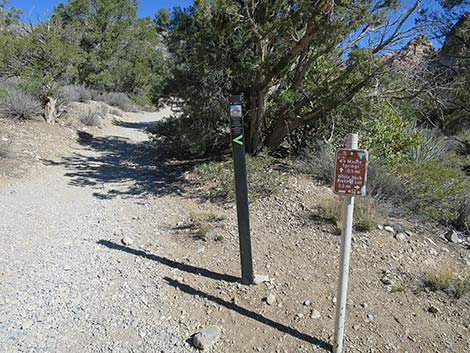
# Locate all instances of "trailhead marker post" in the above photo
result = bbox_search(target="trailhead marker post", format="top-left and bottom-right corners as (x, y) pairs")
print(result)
(229, 95), (254, 285)
(332, 133), (368, 353)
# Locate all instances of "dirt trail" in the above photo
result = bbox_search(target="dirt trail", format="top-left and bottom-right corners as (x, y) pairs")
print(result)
(0, 109), (191, 353)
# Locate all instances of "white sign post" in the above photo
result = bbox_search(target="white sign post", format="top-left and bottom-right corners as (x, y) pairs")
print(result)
(333, 133), (361, 353)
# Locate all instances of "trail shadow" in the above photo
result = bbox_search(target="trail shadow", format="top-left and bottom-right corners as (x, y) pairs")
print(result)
(164, 277), (333, 351)
(97, 240), (239, 283)
(44, 119), (190, 199)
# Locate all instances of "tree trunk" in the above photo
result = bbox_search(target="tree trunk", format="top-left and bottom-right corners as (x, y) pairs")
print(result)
(45, 97), (57, 124)
(247, 88), (267, 154)
(264, 117), (303, 150)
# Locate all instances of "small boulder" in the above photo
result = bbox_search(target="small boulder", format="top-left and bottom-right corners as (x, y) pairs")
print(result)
(192, 326), (221, 350)
(444, 230), (460, 243)
(384, 226), (395, 233)
(121, 236), (134, 246)
(266, 293), (276, 305)
(310, 309), (321, 319)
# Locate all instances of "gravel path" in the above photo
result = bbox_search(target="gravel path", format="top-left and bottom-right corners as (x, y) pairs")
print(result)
(0, 109), (190, 353)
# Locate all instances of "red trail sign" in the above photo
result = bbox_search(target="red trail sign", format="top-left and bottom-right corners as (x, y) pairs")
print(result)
(333, 149), (368, 196)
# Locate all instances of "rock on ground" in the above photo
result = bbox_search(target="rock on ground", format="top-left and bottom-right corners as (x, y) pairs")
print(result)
(192, 326), (222, 350)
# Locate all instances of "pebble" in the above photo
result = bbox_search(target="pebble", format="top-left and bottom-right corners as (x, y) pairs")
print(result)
(254, 274), (270, 285)
(395, 233), (407, 242)
(367, 313), (374, 321)
(296, 313), (304, 319)
(192, 326), (221, 350)
(266, 294), (276, 305)
(121, 236), (134, 246)
(0, 151), (17, 159)
(428, 306), (440, 314)
(310, 309), (321, 319)
(377, 225), (384, 230)
(303, 300), (311, 306)
(21, 320), (33, 330)
(384, 226), (395, 233)
(381, 277), (393, 285)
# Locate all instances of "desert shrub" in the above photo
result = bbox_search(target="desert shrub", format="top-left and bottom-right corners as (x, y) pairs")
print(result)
(318, 193), (382, 233)
(194, 150), (287, 203)
(361, 100), (423, 168)
(129, 93), (155, 111)
(152, 114), (226, 158)
(58, 85), (91, 104)
(0, 88), (42, 120)
(80, 105), (108, 127)
(102, 92), (138, 112)
(89, 89), (103, 101)
(0, 77), (23, 94)
(367, 160), (407, 204)
(455, 193), (470, 233)
(109, 108), (123, 117)
(354, 198), (384, 232)
(297, 140), (336, 184)
(398, 160), (469, 225)
(88, 90), (138, 112)
(189, 210), (226, 241)
(407, 129), (460, 164)
(423, 264), (470, 299)
(318, 193), (343, 229)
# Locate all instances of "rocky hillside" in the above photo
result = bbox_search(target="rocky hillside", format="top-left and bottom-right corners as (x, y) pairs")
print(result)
(439, 12), (470, 69)
(385, 12), (470, 71)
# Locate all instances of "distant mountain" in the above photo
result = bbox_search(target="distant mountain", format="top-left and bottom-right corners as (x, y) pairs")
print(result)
(384, 12), (469, 72)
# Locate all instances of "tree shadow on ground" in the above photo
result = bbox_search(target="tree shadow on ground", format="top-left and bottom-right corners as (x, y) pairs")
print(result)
(164, 277), (333, 351)
(97, 240), (239, 283)
(44, 127), (191, 199)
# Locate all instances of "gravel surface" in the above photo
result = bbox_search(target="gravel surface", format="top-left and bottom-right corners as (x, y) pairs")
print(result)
(0, 109), (191, 353)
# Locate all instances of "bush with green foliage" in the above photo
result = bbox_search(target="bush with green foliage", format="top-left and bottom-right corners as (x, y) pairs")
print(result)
(423, 263), (470, 299)
(398, 160), (469, 225)
(194, 150), (286, 203)
(360, 100), (423, 168)
(318, 193), (383, 233)
(160, 1), (420, 154)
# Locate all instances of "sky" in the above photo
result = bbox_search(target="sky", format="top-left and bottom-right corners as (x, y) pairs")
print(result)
(7, 0), (446, 23)
(5, 0), (466, 48)
(8, 1), (193, 22)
